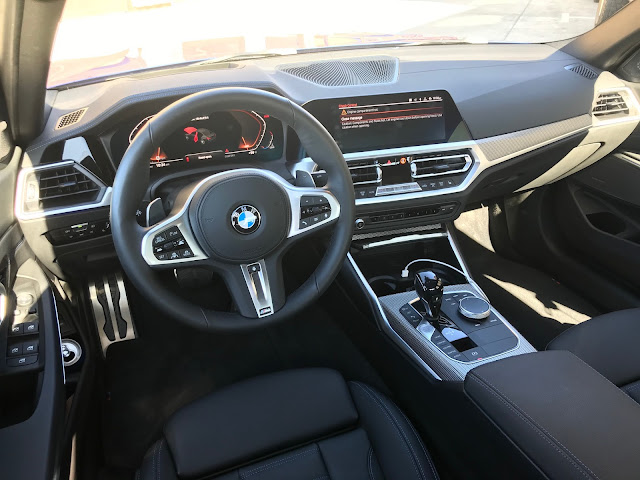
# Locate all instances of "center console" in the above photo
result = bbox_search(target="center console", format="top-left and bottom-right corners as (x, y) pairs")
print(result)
(348, 226), (535, 381)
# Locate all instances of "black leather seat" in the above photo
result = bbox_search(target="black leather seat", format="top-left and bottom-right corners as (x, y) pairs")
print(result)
(547, 308), (640, 403)
(136, 368), (439, 480)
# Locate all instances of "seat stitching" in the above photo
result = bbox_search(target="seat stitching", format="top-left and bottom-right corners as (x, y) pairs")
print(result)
(151, 441), (159, 480)
(475, 372), (601, 480)
(396, 404), (439, 480)
(368, 447), (375, 480)
(360, 384), (430, 480)
(157, 439), (164, 480)
(352, 382), (425, 480)
(624, 382), (640, 393)
(241, 446), (317, 477)
(468, 374), (595, 480)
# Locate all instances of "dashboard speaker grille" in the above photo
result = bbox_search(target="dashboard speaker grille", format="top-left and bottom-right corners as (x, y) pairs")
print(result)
(564, 64), (598, 80)
(278, 56), (398, 86)
(593, 92), (629, 118)
(23, 164), (101, 212)
(55, 108), (88, 130)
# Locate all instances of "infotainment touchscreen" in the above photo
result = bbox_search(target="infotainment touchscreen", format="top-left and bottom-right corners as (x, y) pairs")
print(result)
(304, 91), (470, 154)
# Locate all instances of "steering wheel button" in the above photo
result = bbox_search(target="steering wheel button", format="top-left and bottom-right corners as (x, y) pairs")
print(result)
(166, 227), (181, 238)
(180, 249), (194, 258)
(153, 233), (167, 245)
(169, 251), (180, 260)
(155, 252), (168, 261)
(248, 263), (261, 273)
(299, 219), (310, 229)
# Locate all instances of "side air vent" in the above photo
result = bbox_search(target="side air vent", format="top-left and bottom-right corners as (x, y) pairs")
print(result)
(278, 56), (398, 86)
(592, 92), (629, 118)
(21, 162), (104, 214)
(55, 108), (88, 130)
(348, 159), (382, 185)
(411, 152), (472, 178)
(565, 64), (598, 80)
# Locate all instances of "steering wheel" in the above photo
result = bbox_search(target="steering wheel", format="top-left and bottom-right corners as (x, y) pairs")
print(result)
(111, 88), (355, 331)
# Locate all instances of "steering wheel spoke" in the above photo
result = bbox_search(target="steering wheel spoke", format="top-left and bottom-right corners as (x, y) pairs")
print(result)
(141, 208), (208, 269)
(286, 186), (341, 240)
(217, 256), (285, 318)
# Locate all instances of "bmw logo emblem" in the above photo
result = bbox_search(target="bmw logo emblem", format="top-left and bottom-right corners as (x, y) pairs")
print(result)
(231, 205), (261, 234)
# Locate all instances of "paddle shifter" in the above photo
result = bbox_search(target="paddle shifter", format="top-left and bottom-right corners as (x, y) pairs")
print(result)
(414, 270), (443, 320)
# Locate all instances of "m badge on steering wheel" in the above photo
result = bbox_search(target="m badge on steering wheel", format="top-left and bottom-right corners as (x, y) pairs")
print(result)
(231, 205), (261, 234)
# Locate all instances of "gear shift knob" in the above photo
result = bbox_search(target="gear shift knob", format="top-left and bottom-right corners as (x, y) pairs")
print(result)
(414, 270), (443, 319)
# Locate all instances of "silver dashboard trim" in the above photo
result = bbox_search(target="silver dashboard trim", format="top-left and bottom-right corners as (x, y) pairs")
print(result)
(15, 160), (111, 221)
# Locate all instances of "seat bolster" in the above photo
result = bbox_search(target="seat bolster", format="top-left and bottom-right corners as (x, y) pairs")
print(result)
(137, 439), (178, 480)
(162, 368), (358, 478)
(547, 308), (640, 386)
(349, 382), (439, 480)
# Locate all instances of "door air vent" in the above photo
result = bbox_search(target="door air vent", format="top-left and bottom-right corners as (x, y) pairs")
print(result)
(22, 163), (103, 214)
(410, 151), (472, 178)
(565, 64), (598, 80)
(55, 108), (88, 130)
(278, 56), (398, 86)
(348, 159), (382, 185)
(592, 92), (629, 118)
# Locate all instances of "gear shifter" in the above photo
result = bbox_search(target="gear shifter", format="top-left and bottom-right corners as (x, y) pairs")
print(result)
(414, 270), (443, 320)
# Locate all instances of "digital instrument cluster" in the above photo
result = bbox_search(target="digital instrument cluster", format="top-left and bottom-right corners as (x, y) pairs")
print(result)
(124, 110), (284, 170)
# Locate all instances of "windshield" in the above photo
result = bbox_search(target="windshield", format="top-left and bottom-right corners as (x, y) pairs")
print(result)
(49, 0), (603, 87)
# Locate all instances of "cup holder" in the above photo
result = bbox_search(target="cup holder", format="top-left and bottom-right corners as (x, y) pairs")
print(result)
(367, 260), (467, 297)
(586, 211), (626, 236)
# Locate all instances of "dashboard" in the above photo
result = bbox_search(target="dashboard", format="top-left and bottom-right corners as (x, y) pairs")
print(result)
(14, 43), (640, 276)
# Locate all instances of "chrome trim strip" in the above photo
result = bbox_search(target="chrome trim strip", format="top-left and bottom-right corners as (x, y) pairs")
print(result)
(15, 160), (111, 221)
(347, 252), (442, 381)
(360, 232), (448, 249)
(410, 153), (473, 179)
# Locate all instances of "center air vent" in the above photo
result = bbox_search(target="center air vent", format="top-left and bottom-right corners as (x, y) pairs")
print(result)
(593, 92), (629, 118)
(278, 56), (398, 86)
(348, 159), (382, 185)
(21, 162), (104, 214)
(410, 152), (472, 178)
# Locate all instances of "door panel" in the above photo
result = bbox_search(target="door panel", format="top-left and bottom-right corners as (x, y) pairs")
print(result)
(0, 114), (66, 478)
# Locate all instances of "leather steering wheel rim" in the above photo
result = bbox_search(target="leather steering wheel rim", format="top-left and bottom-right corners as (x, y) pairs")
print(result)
(111, 87), (355, 331)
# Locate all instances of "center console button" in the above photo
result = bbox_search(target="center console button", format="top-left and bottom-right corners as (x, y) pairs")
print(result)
(462, 346), (488, 362)
(468, 325), (513, 346)
(459, 296), (491, 320)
